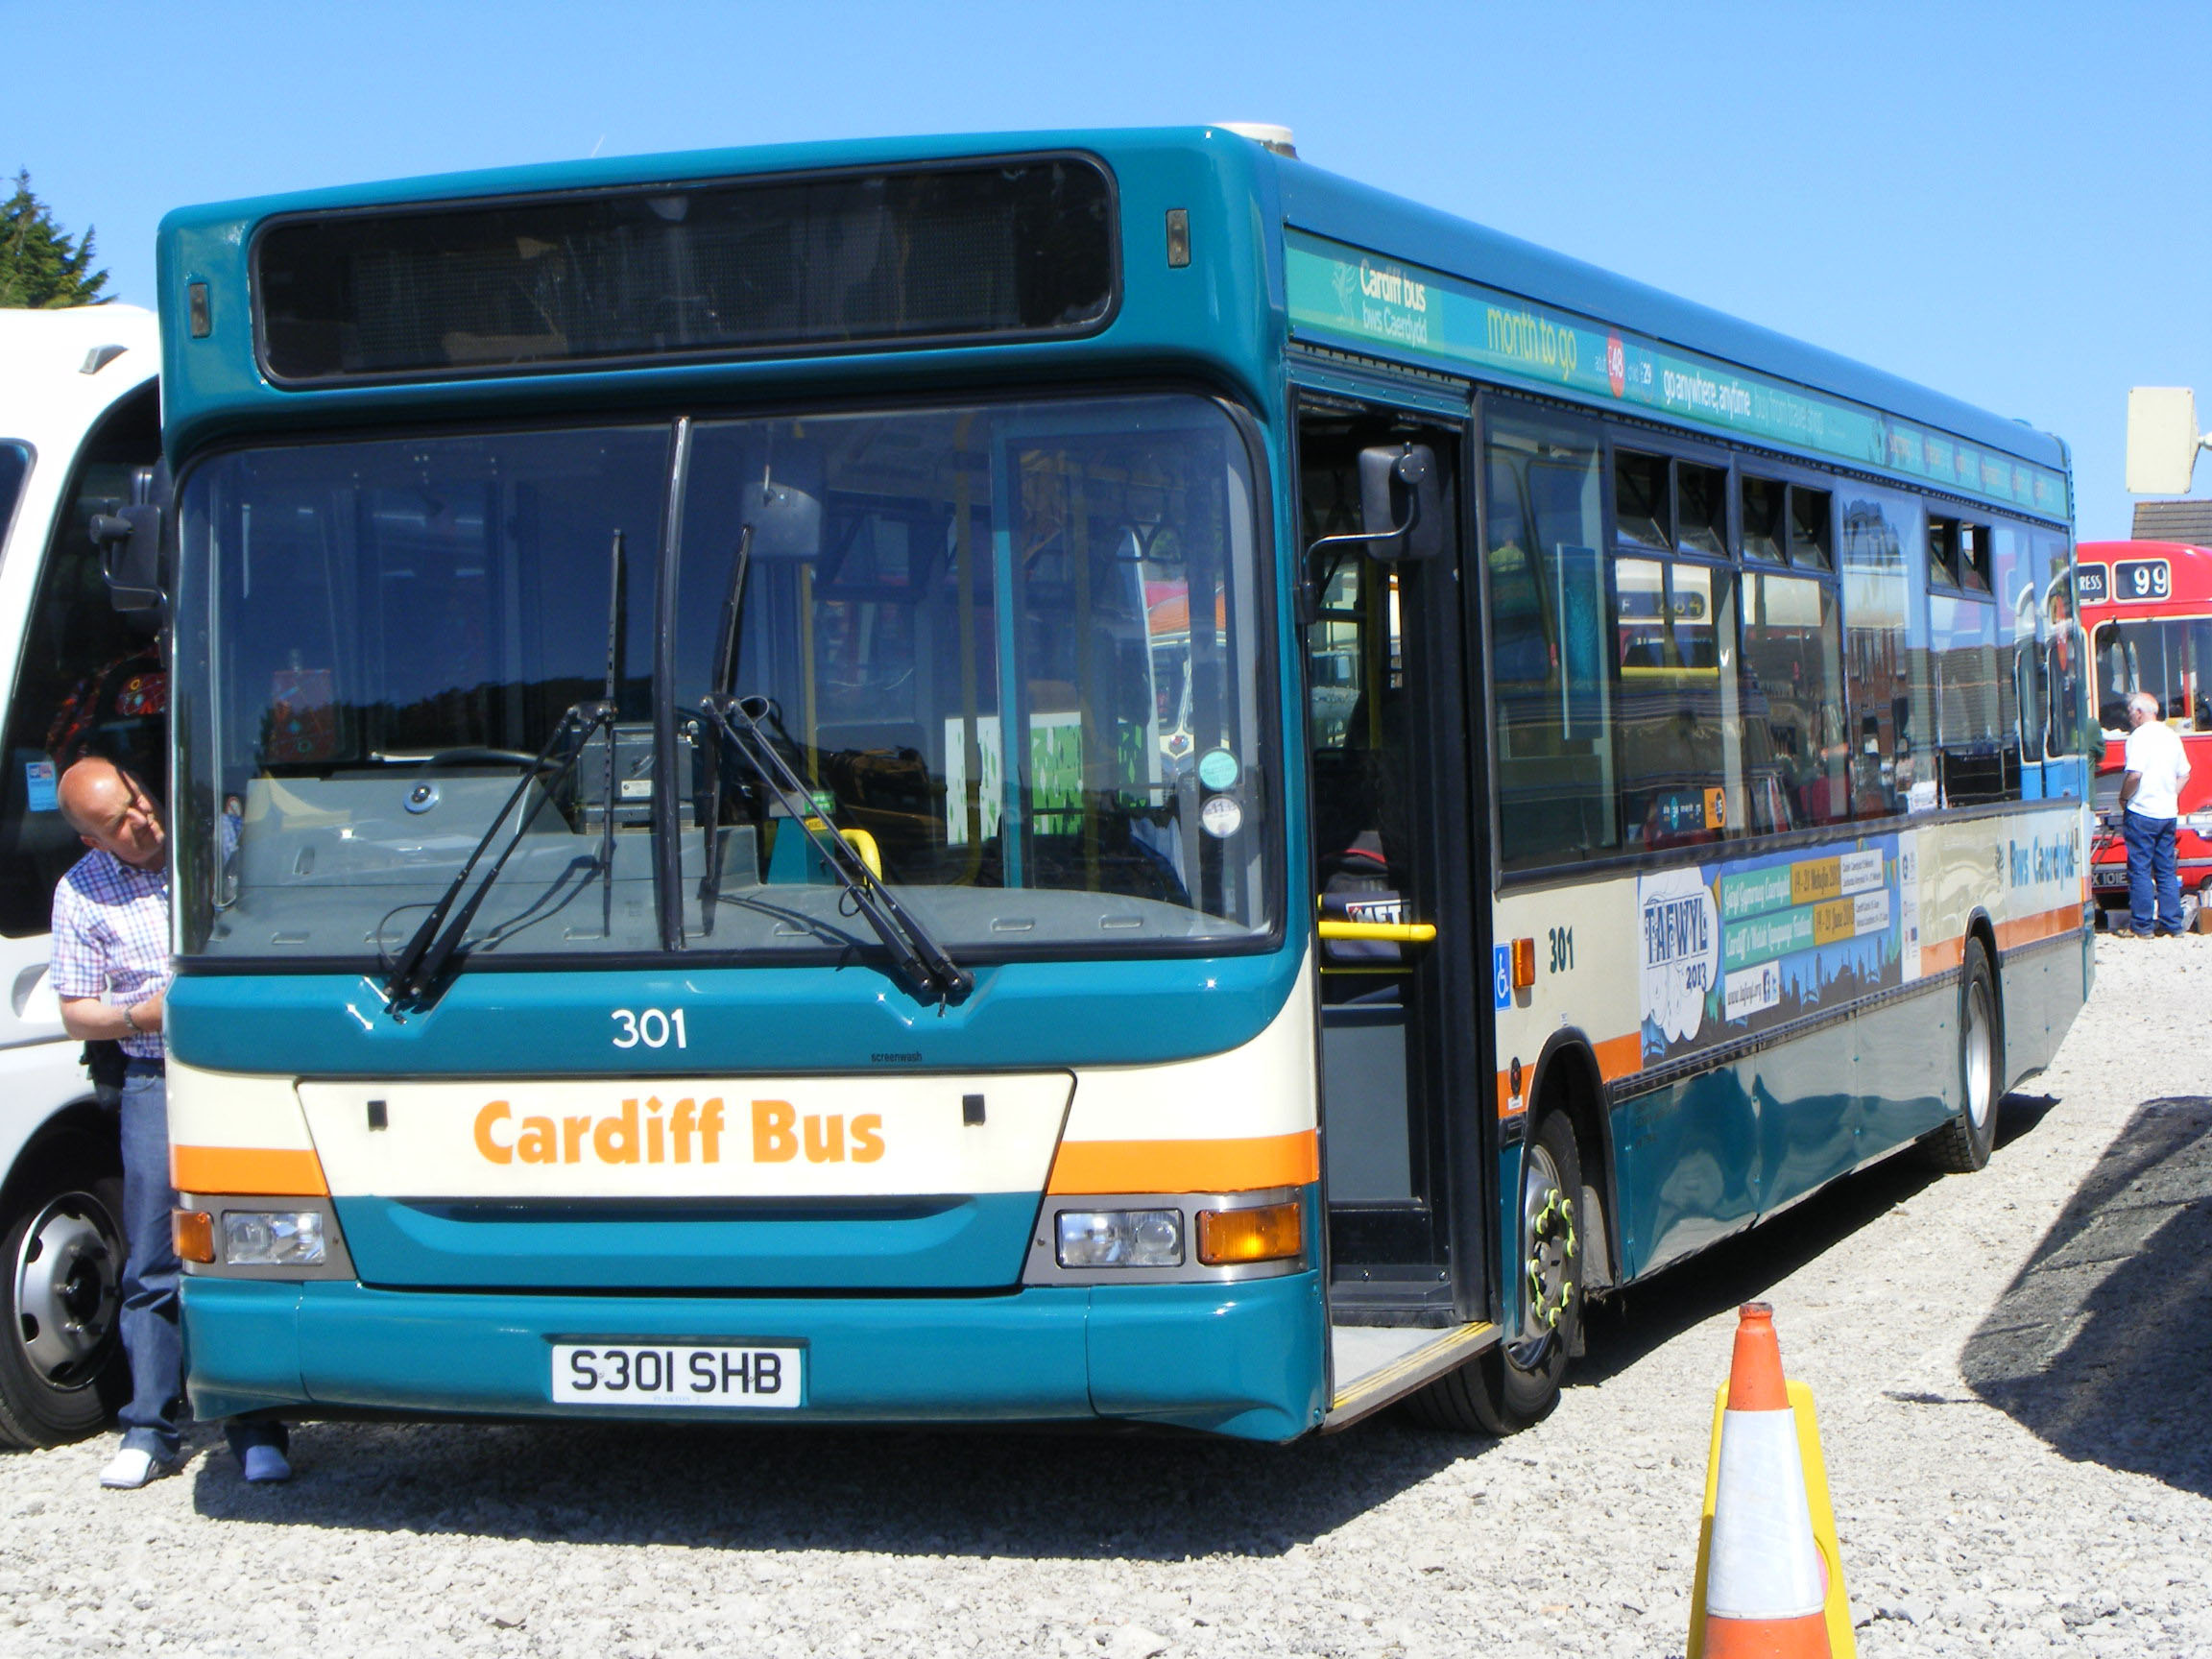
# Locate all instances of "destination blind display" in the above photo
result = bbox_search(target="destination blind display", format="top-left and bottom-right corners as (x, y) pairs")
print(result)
(1284, 229), (2069, 520)
(256, 156), (1118, 382)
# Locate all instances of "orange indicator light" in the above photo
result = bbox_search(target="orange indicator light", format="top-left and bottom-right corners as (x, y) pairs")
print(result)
(1511, 936), (1537, 989)
(1196, 1201), (1303, 1266)
(173, 1209), (214, 1263)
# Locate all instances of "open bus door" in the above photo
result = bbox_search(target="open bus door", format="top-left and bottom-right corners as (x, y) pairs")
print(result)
(1294, 395), (1499, 1425)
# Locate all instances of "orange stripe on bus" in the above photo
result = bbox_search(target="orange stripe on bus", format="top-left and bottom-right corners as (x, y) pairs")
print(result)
(1046, 1131), (1318, 1194)
(1495, 1031), (1647, 1118)
(1996, 902), (2088, 951)
(1594, 1033), (1642, 1081)
(171, 1144), (328, 1196)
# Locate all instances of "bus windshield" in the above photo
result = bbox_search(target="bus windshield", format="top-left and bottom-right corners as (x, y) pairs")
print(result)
(2093, 615), (2212, 733)
(174, 392), (1273, 968)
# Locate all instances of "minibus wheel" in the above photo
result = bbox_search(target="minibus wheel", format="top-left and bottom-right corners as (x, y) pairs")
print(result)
(0, 1150), (127, 1449)
(1405, 1111), (1583, 1434)
(1923, 938), (2000, 1174)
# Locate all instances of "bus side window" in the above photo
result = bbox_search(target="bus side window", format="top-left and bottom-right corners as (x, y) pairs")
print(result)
(1484, 410), (1615, 872)
(1740, 567), (1848, 828)
(1840, 489), (1934, 816)
(1613, 554), (1743, 845)
(0, 385), (162, 939)
(1993, 522), (2041, 760)
(2040, 536), (2089, 761)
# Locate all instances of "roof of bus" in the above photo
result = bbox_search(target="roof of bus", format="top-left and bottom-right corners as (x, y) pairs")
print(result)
(2080, 541), (2211, 559)
(155, 128), (2068, 487)
(0, 303), (157, 448)
(1275, 160), (2069, 476)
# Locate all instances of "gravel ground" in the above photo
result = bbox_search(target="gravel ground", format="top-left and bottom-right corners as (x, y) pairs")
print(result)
(4, 932), (2207, 1658)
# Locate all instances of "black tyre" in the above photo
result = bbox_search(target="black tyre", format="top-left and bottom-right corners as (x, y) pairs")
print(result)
(0, 1148), (127, 1450)
(1406, 1110), (1584, 1434)
(1923, 937), (2000, 1174)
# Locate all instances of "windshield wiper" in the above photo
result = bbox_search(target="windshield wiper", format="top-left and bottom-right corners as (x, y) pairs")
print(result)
(698, 692), (973, 1006)
(382, 699), (614, 1008)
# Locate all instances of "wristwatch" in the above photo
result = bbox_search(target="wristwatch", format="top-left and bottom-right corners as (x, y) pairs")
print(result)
(121, 1002), (140, 1035)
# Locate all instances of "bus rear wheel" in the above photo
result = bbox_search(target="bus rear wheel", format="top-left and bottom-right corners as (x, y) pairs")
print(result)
(1923, 937), (2000, 1174)
(1406, 1111), (1583, 1435)
(0, 1151), (127, 1450)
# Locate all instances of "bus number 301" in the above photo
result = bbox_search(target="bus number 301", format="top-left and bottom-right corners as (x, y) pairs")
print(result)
(611, 1008), (688, 1048)
(1548, 926), (1575, 974)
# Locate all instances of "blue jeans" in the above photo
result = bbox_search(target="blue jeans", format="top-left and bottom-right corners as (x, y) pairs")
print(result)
(2125, 808), (2183, 935)
(116, 1059), (286, 1463)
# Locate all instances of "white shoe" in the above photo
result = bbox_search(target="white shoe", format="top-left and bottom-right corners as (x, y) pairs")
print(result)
(99, 1447), (167, 1489)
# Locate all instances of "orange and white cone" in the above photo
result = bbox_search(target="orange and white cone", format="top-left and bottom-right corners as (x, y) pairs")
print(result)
(1695, 1302), (1832, 1658)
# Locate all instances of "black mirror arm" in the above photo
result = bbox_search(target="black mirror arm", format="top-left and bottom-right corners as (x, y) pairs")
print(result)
(1299, 495), (1423, 623)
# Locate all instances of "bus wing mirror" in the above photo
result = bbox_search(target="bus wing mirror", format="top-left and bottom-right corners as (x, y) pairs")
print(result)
(746, 480), (824, 560)
(2127, 386), (2207, 494)
(1358, 444), (1443, 562)
(90, 503), (165, 613)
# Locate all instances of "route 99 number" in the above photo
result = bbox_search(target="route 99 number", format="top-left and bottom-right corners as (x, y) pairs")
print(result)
(2116, 558), (2171, 601)
(611, 1008), (688, 1049)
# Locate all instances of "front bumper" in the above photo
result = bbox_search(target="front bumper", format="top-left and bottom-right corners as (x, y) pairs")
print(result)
(182, 1270), (1328, 1443)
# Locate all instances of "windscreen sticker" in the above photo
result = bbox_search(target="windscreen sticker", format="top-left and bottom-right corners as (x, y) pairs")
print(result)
(23, 760), (55, 814)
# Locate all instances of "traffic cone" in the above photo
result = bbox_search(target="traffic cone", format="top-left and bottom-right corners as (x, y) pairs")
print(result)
(1688, 1303), (1852, 1658)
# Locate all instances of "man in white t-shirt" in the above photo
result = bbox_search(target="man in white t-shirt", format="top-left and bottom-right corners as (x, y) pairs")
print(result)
(2119, 690), (2193, 937)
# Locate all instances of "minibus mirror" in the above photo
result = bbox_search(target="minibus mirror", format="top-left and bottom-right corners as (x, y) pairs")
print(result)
(745, 479), (824, 560)
(1357, 444), (1443, 562)
(90, 503), (164, 613)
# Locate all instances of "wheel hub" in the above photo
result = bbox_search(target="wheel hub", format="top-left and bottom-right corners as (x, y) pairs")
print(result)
(13, 1195), (122, 1388)
(1964, 979), (1994, 1129)
(1515, 1143), (1577, 1357)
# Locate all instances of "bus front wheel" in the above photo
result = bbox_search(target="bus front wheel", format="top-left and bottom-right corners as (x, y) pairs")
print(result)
(1923, 937), (2000, 1174)
(0, 1144), (127, 1450)
(1406, 1111), (1584, 1435)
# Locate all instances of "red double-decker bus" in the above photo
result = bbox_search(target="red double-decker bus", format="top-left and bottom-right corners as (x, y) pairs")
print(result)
(2080, 539), (2212, 923)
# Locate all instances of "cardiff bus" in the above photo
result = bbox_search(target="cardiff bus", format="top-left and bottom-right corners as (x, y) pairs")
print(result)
(137, 128), (2092, 1442)
(0, 303), (166, 1447)
(2079, 539), (2212, 925)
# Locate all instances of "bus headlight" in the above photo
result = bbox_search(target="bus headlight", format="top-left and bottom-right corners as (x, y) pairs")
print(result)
(1055, 1208), (1184, 1268)
(222, 1210), (327, 1267)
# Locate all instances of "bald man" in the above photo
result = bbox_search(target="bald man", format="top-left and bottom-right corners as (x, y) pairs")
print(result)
(51, 757), (288, 1487)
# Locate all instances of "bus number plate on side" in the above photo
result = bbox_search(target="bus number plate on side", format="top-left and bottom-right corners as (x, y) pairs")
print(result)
(550, 1343), (804, 1408)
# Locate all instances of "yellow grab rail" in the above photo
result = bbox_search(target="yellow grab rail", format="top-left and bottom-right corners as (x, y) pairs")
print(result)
(801, 819), (884, 880)
(1316, 919), (1437, 944)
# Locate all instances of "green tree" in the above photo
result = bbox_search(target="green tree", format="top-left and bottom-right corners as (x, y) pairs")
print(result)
(0, 170), (109, 308)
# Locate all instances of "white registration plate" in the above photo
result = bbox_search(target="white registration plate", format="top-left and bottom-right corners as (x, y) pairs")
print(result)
(550, 1342), (803, 1408)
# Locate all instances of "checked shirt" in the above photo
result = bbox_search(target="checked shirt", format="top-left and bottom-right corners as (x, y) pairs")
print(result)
(50, 848), (171, 1061)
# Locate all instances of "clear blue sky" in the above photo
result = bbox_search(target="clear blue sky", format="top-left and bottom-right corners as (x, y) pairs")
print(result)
(9, 0), (2205, 539)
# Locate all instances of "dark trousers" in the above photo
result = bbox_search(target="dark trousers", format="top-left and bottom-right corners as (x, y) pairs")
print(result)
(116, 1058), (286, 1462)
(2125, 808), (2183, 935)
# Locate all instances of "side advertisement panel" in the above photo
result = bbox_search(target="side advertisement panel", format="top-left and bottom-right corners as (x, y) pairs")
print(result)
(1638, 835), (1914, 1066)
